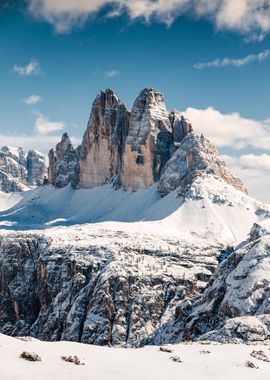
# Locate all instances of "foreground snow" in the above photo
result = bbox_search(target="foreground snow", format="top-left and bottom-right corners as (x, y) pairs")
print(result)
(1, 334), (270, 380)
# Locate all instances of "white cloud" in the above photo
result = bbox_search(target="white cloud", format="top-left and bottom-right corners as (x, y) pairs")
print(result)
(22, 95), (42, 105)
(27, 0), (270, 39)
(104, 69), (120, 77)
(183, 107), (270, 150)
(13, 59), (42, 76)
(0, 133), (81, 154)
(223, 154), (270, 204)
(194, 50), (270, 69)
(34, 113), (65, 135)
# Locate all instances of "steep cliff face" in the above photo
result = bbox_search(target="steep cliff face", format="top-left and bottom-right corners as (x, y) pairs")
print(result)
(0, 226), (221, 346)
(48, 133), (79, 188)
(79, 89), (130, 189)
(182, 219), (270, 343)
(121, 89), (172, 190)
(0, 146), (46, 192)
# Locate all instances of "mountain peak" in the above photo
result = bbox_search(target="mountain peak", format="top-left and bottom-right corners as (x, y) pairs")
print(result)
(47, 89), (246, 198)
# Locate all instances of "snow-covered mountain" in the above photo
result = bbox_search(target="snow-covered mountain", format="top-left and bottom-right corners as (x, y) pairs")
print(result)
(0, 146), (47, 192)
(0, 88), (269, 347)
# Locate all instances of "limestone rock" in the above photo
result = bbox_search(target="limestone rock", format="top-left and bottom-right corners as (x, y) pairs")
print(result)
(158, 132), (247, 197)
(121, 88), (172, 190)
(183, 219), (270, 343)
(48, 133), (79, 188)
(0, 229), (221, 346)
(79, 89), (130, 188)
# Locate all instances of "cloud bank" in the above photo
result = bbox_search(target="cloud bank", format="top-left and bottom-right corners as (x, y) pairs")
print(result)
(27, 0), (270, 39)
(0, 133), (81, 154)
(223, 154), (270, 203)
(194, 50), (270, 69)
(182, 107), (270, 150)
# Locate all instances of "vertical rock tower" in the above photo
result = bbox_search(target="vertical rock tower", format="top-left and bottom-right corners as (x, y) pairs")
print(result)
(79, 89), (130, 188)
(121, 88), (172, 190)
(48, 133), (79, 188)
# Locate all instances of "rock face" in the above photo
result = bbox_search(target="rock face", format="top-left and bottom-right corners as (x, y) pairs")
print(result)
(183, 219), (270, 344)
(49, 88), (246, 198)
(0, 146), (46, 192)
(158, 132), (247, 197)
(0, 227), (221, 346)
(121, 89), (172, 190)
(48, 133), (79, 188)
(26, 150), (47, 186)
(79, 89), (130, 189)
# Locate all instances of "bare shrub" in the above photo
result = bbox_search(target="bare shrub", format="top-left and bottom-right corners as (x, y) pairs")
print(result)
(245, 360), (258, 369)
(170, 355), (182, 363)
(20, 351), (41, 362)
(61, 355), (85, 365)
(159, 346), (173, 353)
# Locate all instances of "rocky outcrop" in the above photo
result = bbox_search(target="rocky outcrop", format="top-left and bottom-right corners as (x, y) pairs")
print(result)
(0, 146), (46, 192)
(158, 133), (247, 197)
(48, 133), (79, 188)
(26, 150), (47, 185)
(79, 89), (130, 189)
(0, 228), (221, 346)
(183, 219), (270, 343)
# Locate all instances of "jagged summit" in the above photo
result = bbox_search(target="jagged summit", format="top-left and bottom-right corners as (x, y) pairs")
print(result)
(48, 132), (79, 188)
(0, 145), (46, 192)
(47, 88), (246, 198)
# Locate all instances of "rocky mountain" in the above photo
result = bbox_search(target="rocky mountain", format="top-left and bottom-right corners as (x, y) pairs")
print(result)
(0, 146), (47, 192)
(47, 88), (246, 198)
(0, 88), (269, 347)
(183, 219), (270, 344)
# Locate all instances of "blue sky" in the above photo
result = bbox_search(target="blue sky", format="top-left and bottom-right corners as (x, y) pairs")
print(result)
(0, 1), (270, 201)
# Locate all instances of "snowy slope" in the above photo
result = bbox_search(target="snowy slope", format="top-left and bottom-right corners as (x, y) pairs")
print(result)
(0, 191), (23, 212)
(1, 334), (270, 380)
(0, 173), (268, 245)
